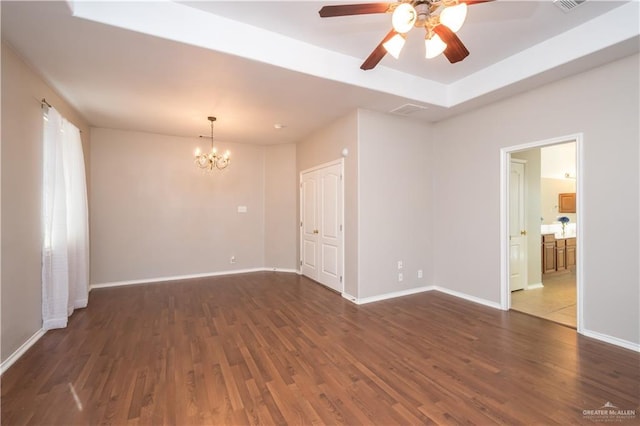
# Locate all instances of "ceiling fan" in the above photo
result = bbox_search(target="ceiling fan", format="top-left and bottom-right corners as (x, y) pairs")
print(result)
(318, 0), (493, 70)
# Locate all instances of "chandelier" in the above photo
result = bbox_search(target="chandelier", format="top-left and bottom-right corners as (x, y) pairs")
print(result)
(194, 116), (230, 171)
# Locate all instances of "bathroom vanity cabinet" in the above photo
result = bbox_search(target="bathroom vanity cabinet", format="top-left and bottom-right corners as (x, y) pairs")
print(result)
(542, 234), (576, 275)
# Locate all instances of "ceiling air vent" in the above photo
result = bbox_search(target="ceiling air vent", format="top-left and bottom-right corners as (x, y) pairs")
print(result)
(390, 103), (429, 116)
(553, 0), (587, 13)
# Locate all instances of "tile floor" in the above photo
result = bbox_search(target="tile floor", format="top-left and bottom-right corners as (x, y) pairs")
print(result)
(511, 272), (576, 328)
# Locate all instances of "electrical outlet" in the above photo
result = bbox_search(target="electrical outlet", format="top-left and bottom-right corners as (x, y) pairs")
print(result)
(418, 269), (423, 279)
(398, 273), (403, 282)
(397, 260), (403, 270)
(230, 256), (236, 264)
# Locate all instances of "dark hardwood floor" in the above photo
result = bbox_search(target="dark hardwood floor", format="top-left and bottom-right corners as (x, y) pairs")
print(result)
(2, 272), (638, 425)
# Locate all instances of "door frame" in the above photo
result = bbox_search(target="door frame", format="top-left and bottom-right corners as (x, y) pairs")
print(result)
(299, 158), (345, 293)
(499, 133), (584, 333)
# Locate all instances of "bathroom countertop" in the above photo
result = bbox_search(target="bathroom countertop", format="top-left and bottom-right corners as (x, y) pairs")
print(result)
(542, 232), (577, 239)
(541, 223), (577, 239)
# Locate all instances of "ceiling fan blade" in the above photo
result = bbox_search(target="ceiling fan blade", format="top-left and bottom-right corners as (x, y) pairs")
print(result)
(319, 3), (392, 17)
(360, 29), (396, 70)
(433, 25), (469, 63)
(460, 0), (495, 5)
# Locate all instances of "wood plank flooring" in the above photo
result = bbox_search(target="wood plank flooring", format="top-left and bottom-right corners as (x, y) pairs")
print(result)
(2, 272), (639, 425)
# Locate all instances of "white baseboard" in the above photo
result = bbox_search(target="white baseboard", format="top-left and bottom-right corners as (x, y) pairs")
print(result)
(265, 267), (299, 274)
(342, 285), (501, 308)
(342, 292), (357, 303)
(433, 285), (503, 310)
(90, 267), (297, 290)
(580, 329), (640, 353)
(348, 286), (435, 305)
(526, 282), (544, 290)
(343, 282), (638, 352)
(1, 328), (46, 375)
(355, 285), (639, 353)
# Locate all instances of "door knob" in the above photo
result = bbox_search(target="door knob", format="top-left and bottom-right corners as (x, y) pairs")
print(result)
(313, 230), (319, 234)
(520, 230), (527, 236)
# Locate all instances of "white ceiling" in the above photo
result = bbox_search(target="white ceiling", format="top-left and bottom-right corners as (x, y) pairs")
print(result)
(2, 1), (638, 145)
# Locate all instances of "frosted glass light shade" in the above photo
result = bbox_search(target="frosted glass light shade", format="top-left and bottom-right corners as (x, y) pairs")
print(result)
(425, 34), (447, 58)
(383, 33), (406, 59)
(440, 3), (467, 32)
(391, 3), (417, 33)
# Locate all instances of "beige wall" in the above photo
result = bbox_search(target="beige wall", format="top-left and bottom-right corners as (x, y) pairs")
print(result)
(296, 109), (434, 300)
(297, 111), (358, 296)
(541, 142), (576, 179)
(357, 109), (433, 298)
(90, 128), (273, 284)
(2, 42), (299, 359)
(433, 54), (639, 345)
(1, 43), (90, 362)
(264, 143), (297, 270)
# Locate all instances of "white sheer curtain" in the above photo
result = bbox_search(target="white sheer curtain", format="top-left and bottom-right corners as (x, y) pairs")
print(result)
(42, 107), (89, 330)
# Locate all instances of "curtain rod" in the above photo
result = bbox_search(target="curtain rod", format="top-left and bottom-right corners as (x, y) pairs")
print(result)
(40, 98), (84, 134)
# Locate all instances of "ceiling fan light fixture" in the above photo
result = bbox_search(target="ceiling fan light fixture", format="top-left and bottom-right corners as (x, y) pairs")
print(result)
(318, 0), (490, 70)
(425, 34), (447, 58)
(383, 33), (406, 59)
(439, 3), (468, 33)
(391, 3), (417, 33)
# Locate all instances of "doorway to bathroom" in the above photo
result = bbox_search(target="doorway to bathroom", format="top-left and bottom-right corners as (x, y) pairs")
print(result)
(501, 134), (583, 331)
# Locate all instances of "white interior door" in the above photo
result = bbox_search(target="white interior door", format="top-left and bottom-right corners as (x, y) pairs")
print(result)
(300, 161), (343, 293)
(509, 159), (527, 291)
(317, 164), (342, 290)
(301, 172), (318, 279)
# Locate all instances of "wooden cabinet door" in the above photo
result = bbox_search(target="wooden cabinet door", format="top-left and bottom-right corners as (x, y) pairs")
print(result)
(556, 240), (566, 272)
(542, 242), (556, 274)
(558, 193), (576, 213)
(566, 238), (576, 268)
